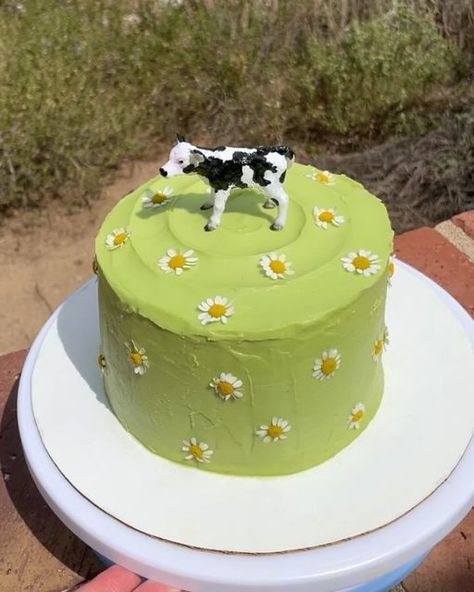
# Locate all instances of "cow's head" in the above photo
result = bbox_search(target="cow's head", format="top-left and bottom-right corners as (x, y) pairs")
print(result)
(159, 134), (205, 177)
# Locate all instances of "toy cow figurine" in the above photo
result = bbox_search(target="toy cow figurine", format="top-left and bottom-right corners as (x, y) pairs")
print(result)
(159, 134), (295, 231)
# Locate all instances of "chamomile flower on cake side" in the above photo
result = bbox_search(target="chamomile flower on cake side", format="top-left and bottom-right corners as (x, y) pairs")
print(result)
(372, 326), (390, 362)
(198, 296), (234, 325)
(97, 353), (106, 373)
(182, 438), (213, 463)
(210, 373), (244, 401)
(388, 254), (396, 284)
(313, 349), (341, 380)
(342, 249), (381, 277)
(348, 403), (366, 430)
(125, 341), (149, 375)
(256, 417), (291, 443)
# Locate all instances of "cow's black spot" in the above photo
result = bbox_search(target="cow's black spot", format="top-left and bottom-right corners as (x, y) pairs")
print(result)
(182, 163), (195, 174)
(256, 145), (295, 160)
(182, 145), (294, 191)
(271, 197), (279, 206)
(279, 171), (286, 183)
(245, 152), (277, 187)
(195, 144), (227, 152)
(193, 153), (247, 191)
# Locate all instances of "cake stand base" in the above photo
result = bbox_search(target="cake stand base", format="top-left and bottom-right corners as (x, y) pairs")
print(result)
(18, 261), (474, 591)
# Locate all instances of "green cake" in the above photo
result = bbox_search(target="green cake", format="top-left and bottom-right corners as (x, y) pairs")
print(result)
(95, 162), (393, 476)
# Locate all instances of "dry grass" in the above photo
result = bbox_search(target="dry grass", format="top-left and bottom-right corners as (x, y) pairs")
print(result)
(0, 0), (472, 216)
(323, 106), (474, 233)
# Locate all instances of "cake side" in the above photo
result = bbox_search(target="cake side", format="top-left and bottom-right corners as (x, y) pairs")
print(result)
(95, 163), (393, 475)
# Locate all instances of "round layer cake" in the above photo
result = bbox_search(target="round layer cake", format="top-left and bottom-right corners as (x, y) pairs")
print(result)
(95, 163), (393, 476)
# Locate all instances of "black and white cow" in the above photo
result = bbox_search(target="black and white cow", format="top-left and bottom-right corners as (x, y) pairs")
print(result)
(159, 135), (295, 231)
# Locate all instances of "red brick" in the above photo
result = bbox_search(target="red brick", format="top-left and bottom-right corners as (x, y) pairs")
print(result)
(0, 351), (26, 398)
(452, 210), (474, 240)
(394, 227), (474, 317)
(403, 510), (474, 592)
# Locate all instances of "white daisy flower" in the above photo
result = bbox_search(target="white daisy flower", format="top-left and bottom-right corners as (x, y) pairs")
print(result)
(159, 248), (198, 275)
(256, 417), (291, 443)
(348, 403), (366, 430)
(388, 254), (395, 284)
(182, 437), (213, 463)
(372, 327), (389, 362)
(260, 252), (294, 280)
(341, 249), (381, 277)
(97, 353), (106, 373)
(198, 296), (234, 325)
(142, 186), (173, 208)
(313, 206), (345, 229)
(306, 169), (335, 185)
(105, 227), (130, 250)
(125, 341), (149, 375)
(210, 373), (244, 401)
(313, 348), (341, 380)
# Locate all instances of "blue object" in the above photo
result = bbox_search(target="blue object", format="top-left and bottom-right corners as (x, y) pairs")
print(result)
(345, 552), (428, 592)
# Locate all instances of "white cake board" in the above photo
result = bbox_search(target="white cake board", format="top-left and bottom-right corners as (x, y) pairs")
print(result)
(17, 262), (474, 591)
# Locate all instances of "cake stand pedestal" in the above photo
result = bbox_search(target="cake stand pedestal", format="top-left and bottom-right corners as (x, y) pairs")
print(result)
(17, 262), (474, 591)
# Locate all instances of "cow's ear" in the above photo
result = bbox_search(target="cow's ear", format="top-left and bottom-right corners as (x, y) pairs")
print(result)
(176, 133), (187, 144)
(189, 150), (205, 166)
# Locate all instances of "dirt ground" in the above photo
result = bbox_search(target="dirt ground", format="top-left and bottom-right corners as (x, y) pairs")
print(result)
(0, 158), (163, 355)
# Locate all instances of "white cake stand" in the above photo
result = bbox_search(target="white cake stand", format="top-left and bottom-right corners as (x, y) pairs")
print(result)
(17, 261), (474, 592)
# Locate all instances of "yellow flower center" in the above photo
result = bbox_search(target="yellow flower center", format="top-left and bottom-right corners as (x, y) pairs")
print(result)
(319, 210), (335, 223)
(353, 255), (370, 270)
(217, 381), (234, 396)
(316, 171), (331, 183)
(209, 303), (226, 318)
(190, 444), (204, 460)
(152, 192), (167, 204)
(168, 254), (186, 270)
(321, 357), (337, 375)
(267, 425), (284, 438)
(352, 410), (364, 422)
(270, 259), (286, 274)
(374, 340), (384, 355)
(113, 231), (128, 246)
(388, 261), (395, 277)
(129, 351), (143, 366)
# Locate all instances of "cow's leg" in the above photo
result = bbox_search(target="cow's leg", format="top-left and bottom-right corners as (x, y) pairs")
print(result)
(204, 189), (230, 231)
(200, 187), (215, 210)
(262, 185), (289, 231)
(262, 198), (276, 209)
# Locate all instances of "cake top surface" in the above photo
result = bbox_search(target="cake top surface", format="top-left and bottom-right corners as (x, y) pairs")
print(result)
(95, 163), (393, 340)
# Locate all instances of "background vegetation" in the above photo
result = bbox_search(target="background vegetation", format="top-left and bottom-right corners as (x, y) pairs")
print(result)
(0, 0), (473, 229)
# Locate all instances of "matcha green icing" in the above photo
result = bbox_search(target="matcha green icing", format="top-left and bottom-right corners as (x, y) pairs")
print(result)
(95, 163), (393, 476)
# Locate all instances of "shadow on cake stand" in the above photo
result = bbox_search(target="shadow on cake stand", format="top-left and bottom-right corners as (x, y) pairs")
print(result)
(17, 262), (474, 592)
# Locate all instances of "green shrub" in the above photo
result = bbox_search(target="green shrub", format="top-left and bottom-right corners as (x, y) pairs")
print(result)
(293, 5), (465, 136)
(0, 0), (469, 213)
